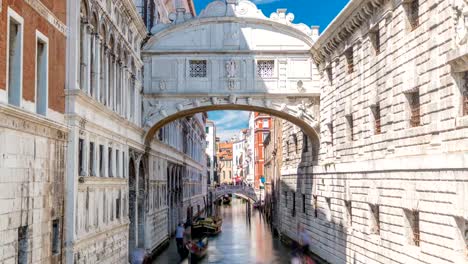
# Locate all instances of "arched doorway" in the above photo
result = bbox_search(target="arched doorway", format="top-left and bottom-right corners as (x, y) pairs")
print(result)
(137, 160), (145, 248)
(128, 158), (136, 254)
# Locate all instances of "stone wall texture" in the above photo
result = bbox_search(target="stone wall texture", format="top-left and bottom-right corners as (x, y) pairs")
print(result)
(0, 107), (67, 264)
(276, 0), (468, 264)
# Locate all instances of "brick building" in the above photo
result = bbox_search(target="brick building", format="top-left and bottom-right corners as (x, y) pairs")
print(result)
(217, 141), (233, 184)
(249, 112), (272, 189)
(0, 0), (68, 263)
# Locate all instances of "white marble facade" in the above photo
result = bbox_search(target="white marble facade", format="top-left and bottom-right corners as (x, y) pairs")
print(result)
(64, 0), (208, 263)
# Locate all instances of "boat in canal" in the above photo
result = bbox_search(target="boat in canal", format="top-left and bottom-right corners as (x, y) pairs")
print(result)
(192, 216), (222, 237)
(222, 194), (231, 205)
(185, 237), (208, 261)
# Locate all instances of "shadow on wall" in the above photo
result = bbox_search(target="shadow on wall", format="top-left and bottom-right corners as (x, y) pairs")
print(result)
(270, 122), (350, 264)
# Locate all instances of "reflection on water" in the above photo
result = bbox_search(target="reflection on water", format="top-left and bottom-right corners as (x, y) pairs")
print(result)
(153, 199), (291, 264)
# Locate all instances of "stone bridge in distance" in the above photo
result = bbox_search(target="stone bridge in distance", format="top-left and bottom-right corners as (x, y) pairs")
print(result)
(213, 185), (258, 202)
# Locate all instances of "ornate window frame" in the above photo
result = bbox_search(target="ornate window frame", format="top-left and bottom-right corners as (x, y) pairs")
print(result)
(255, 58), (277, 79)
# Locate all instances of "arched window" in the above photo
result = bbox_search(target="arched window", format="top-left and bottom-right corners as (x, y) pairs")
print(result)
(108, 35), (115, 108)
(89, 12), (98, 97)
(79, 0), (89, 91)
(99, 23), (107, 104)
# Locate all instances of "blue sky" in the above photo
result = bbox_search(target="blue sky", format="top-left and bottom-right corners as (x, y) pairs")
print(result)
(201, 0), (349, 140)
(194, 0), (349, 31)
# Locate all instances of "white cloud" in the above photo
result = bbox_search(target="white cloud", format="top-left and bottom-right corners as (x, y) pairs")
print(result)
(217, 128), (242, 141)
(213, 111), (250, 129)
(209, 110), (250, 141)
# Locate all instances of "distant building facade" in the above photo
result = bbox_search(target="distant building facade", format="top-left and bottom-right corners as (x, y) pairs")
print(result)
(205, 120), (217, 186)
(232, 129), (248, 183)
(252, 112), (272, 189)
(134, 0), (195, 32)
(217, 141), (233, 184)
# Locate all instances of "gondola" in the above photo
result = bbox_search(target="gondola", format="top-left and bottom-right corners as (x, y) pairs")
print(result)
(185, 237), (208, 261)
(222, 194), (231, 205)
(192, 216), (222, 237)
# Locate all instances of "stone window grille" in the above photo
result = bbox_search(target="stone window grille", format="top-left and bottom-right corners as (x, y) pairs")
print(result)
(463, 72), (468, 116)
(292, 192), (296, 217)
(116, 150), (120, 177)
(116, 191), (121, 220)
(404, 209), (421, 246)
(189, 60), (207, 78)
(326, 66), (333, 85)
(346, 115), (355, 141)
(52, 219), (60, 255)
(108, 147), (113, 177)
(285, 191), (288, 208)
(409, 91), (421, 127)
(302, 194), (306, 214)
(18, 226), (28, 264)
(373, 103), (382, 135)
(407, 0), (420, 30)
(370, 204), (380, 235)
(89, 142), (95, 176)
(99, 145), (104, 177)
(302, 132), (309, 153)
(328, 123), (334, 145)
(345, 48), (354, 74)
(79, 138), (85, 176)
(345, 200), (353, 226)
(313, 195), (318, 218)
(370, 27), (381, 55)
(257, 60), (275, 78)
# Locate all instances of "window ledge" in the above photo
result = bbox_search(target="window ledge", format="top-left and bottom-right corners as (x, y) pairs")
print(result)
(455, 115), (468, 128)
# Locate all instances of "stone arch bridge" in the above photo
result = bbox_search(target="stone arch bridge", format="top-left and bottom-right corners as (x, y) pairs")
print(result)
(213, 185), (258, 202)
(141, 0), (322, 148)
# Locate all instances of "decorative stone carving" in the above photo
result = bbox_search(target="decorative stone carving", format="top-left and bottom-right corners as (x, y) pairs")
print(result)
(211, 97), (219, 105)
(297, 80), (305, 93)
(246, 97), (253, 105)
(295, 100), (318, 125)
(159, 80), (167, 91)
(228, 95), (237, 104)
(192, 99), (200, 108)
(176, 103), (184, 111)
(226, 60), (238, 78)
(453, 0), (468, 46)
(143, 100), (167, 127)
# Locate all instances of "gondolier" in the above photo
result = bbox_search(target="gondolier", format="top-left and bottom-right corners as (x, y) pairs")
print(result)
(176, 223), (185, 256)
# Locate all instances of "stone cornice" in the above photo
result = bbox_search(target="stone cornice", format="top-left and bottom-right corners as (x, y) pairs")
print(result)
(0, 103), (69, 139)
(24, 0), (67, 36)
(67, 89), (142, 131)
(311, 0), (386, 66)
(146, 16), (316, 49)
(121, 0), (148, 38)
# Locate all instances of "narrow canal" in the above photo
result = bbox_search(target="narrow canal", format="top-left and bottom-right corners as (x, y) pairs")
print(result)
(154, 198), (292, 263)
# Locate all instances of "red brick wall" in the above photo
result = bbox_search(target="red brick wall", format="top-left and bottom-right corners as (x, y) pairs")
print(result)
(0, 0), (66, 113)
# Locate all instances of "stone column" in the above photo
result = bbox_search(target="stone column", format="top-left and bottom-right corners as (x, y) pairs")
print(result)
(80, 23), (91, 93)
(102, 47), (109, 105)
(92, 34), (101, 101)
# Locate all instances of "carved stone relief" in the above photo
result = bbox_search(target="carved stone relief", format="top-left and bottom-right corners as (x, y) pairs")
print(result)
(453, 0), (468, 46)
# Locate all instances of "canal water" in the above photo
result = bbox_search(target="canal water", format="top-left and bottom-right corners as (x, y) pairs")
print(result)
(153, 198), (292, 263)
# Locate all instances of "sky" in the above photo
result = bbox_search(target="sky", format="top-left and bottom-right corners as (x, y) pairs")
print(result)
(199, 0), (349, 140)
